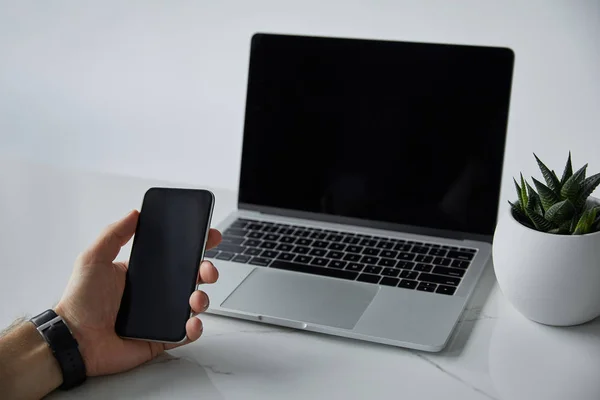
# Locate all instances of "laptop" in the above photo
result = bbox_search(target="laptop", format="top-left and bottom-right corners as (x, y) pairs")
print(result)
(203, 33), (514, 352)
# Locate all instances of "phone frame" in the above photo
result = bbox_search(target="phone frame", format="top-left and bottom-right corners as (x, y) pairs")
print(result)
(117, 187), (215, 344)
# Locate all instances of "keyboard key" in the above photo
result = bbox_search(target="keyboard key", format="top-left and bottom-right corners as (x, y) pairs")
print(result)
(417, 282), (437, 292)
(360, 256), (379, 265)
(296, 238), (313, 246)
(447, 251), (475, 261)
(357, 274), (381, 284)
(224, 228), (247, 237)
(295, 230), (311, 238)
(436, 285), (457, 296)
(394, 243), (412, 252)
(381, 268), (399, 277)
(294, 255), (312, 264)
(221, 236), (245, 245)
(326, 234), (344, 242)
(451, 259), (470, 269)
(378, 258), (397, 268)
(310, 232), (327, 240)
(380, 277), (400, 286)
(381, 250), (398, 258)
(313, 240), (329, 248)
(363, 265), (382, 274)
(280, 228), (296, 235)
(277, 252), (296, 261)
(248, 231), (265, 239)
(434, 257), (452, 266)
(414, 263), (432, 272)
(433, 266), (465, 278)
(280, 236), (296, 244)
(397, 252), (416, 261)
(377, 241), (395, 249)
(418, 273), (461, 286)
(249, 257), (272, 266)
(309, 248), (328, 257)
(360, 239), (378, 247)
(400, 270), (418, 280)
(217, 251), (235, 261)
(398, 279), (418, 289)
(276, 243), (294, 252)
(260, 250), (279, 259)
(429, 248), (447, 257)
(262, 226), (279, 233)
(292, 246), (310, 254)
(264, 233), (280, 242)
(247, 223), (263, 231)
(215, 243), (245, 254)
(270, 260), (359, 280)
(329, 260), (347, 269)
(460, 247), (477, 253)
(346, 245), (363, 253)
(343, 253), (362, 262)
(411, 246), (429, 254)
(232, 254), (251, 263)
(345, 263), (364, 272)
(260, 241), (278, 249)
(204, 249), (218, 258)
(244, 248), (262, 256)
(343, 236), (361, 244)
(326, 251), (344, 259)
(396, 261), (415, 269)
(363, 248), (380, 256)
(310, 257), (329, 267)
(415, 255), (433, 263)
(328, 243), (346, 251)
(243, 239), (261, 247)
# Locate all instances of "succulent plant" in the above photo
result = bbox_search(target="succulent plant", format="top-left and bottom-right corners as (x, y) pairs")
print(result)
(510, 153), (600, 235)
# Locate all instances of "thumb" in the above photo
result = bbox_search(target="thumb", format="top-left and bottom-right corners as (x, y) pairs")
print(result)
(82, 210), (139, 264)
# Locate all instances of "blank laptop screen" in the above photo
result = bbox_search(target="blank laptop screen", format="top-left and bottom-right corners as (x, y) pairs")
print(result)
(238, 33), (514, 237)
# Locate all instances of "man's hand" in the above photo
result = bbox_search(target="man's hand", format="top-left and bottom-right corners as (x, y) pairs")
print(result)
(55, 210), (222, 376)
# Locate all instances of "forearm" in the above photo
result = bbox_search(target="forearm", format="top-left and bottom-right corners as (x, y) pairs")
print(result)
(0, 318), (62, 400)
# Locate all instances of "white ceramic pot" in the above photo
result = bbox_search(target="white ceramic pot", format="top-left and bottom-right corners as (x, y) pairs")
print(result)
(492, 198), (600, 326)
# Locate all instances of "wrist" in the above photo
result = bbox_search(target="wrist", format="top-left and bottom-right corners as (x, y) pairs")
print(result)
(0, 319), (63, 398)
(53, 304), (91, 376)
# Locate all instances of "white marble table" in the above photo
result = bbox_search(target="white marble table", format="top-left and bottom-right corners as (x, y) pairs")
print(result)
(1, 157), (599, 400)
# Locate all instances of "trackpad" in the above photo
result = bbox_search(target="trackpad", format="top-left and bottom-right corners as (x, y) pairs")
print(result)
(221, 268), (378, 330)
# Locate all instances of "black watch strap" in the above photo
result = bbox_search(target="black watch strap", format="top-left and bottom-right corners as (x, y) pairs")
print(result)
(30, 310), (86, 390)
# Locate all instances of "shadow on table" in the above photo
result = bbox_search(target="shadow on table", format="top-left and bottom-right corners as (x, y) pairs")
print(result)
(46, 353), (224, 400)
(489, 304), (600, 400)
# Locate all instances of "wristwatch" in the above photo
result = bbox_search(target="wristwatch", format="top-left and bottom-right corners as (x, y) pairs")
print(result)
(30, 309), (86, 390)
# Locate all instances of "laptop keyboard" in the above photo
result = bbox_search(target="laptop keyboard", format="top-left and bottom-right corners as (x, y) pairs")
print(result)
(204, 218), (477, 296)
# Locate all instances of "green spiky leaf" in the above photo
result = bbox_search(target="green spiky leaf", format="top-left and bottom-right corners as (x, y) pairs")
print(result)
(561, 164), (587, 202)
(544, 200), (575, 225)
(574, 173), (600, 209)
(513, 175), (528, 210)
(509, 200), (530, 226)
(534, 153), (561, 194)
(520, 173), (528, 208)
(526, 182), (544, 215)
(532, 177), (560, 211)
(526, 207), (556, 232)
(560, 152), (573, 186)
(573, 207), (597, 235)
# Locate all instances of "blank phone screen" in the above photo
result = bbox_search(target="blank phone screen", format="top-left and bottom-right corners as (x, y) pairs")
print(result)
(115, 188), (214, 342)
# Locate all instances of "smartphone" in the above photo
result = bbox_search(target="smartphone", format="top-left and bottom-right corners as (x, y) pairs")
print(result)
(115, 187), (215, 343)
